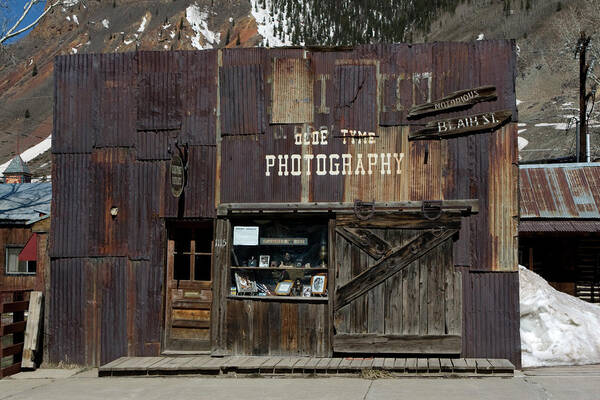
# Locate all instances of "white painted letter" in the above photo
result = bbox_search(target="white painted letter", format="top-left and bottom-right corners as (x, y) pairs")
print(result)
(355, 154), (366, 175)
(265, 155), (276, 176)
(303, 154), (314, 176)
(342, 154), (352, 175)
(316, 154), (327, 175)
(290, 154), (302, 176)
(278, 155), (289, 176)
(380, 153), (391, 175)
(393, 153), (405, 174)
(367, 153), (378, 175)
(329, 154), (340, 175)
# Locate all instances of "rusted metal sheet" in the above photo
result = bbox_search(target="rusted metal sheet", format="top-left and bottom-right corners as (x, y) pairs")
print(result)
(179, 50), (218, 146)
(519, 220), (600, 232)
(50, 154), (91, 257)
(136, 72), (182, 131)
(48, 256), (164, 366)
(53, 54), (95, 153)
(271, 58), (314, 124)
(520, 163), (600, 219)
(459, 269), (521, 369)
(335, 62), (378, 133)
(220, 64), (266, 135)
(96, 53), (136, 148)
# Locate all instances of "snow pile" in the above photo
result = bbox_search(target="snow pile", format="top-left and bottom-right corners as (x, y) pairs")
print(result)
(520, 265), (600, 367)
(102, 19), (110, 29)
(72, 14), (79, 25)
(535, 122), (569, 130)
(0, 135), (52, 175)
(186, 4), (220, 50)
(250, 0), (294, 46)
(477, 33), (484, 40)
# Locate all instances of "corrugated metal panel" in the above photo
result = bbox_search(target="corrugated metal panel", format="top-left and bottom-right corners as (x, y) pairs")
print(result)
(335, 62), (377, 133)
(53, 54), (95, 153)
(50, 154), (91, 257)
(90, 148), (131, 256)
(184, 145), (216, 218)
(220, 64), (266, 135)
(96, 53), (136, 148)
(220, 127), (302, 203)
(179, 50), (217, 146)
(136, 72), (182, 131)
(519, 220), (600, 232)
(135, 130), (174, 160)
(271, 58), (314, 124)
(520, 163), (600, 218)
(460, 268), (521, 368)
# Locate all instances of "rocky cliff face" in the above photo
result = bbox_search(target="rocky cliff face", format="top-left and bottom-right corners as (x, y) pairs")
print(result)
(0, 0), (597, 179)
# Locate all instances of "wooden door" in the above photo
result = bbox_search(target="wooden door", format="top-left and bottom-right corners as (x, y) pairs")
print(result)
(164, 222), (214, 351)
(333, 214), (463, 354)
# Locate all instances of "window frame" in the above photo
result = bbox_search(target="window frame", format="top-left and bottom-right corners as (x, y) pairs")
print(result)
(5, 245), (36, 275)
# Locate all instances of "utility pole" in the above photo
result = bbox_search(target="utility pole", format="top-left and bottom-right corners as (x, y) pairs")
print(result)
(576, 31), (591, 162)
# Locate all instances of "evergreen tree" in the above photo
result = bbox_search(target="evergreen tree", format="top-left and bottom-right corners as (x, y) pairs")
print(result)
(31, 63), (37, 77)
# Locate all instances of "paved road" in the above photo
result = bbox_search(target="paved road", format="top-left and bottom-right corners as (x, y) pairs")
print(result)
(1, 366), (600, 400)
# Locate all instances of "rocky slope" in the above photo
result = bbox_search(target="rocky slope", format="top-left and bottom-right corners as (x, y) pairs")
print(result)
(0, 0), (597, 179)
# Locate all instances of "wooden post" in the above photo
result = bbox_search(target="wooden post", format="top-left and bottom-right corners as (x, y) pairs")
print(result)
(21, 292), (43, 369)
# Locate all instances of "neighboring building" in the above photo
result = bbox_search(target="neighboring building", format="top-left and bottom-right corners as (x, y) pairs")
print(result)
(0, 182), (51, 293)
(2, 155), (32, 184)
(50, 43), (520, 368)
(519, 163), (600, 303)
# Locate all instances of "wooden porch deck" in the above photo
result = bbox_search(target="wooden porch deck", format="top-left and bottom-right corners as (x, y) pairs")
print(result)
(99, 356), (515, 377)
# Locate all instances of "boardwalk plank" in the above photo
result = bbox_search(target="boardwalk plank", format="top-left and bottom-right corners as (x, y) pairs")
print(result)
(427, 358), (440, 373)
(405, 358), (417, 372)
(383, 358), (396, 369)
(474, 358), (493, 374)
(487, 359), (515, 374)
(439, 358), (453, 372)
(416, 358), (428, 372)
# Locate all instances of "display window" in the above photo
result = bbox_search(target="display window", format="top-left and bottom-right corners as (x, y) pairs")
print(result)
(229, 216), (329, 299)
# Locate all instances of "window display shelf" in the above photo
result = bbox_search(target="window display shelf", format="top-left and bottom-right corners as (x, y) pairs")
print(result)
(230, 266), (328, 271)
(227, 295), (328, 302)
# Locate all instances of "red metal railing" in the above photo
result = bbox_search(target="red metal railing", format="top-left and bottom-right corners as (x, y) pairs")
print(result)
(0, 290), (31, 379)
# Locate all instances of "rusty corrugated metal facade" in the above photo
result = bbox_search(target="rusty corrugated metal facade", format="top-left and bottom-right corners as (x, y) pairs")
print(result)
(520, 163), (600, 219)
(51, 43), (519, 366)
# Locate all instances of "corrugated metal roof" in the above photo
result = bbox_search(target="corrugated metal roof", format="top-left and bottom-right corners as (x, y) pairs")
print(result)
(519, 220), (600, 232)
(520, 163), (600, 219)
(0, 182), (51, 224)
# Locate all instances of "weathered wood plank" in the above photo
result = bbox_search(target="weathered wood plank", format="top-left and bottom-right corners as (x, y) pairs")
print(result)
(393, 358), (406, 372)
(416, 358), (428, 372)
(487, 359), (515, 373)
(407, 85), (497, 118)
(326, 357), (343, 371)
(259, 357), (283, 373)
(315, 357), (332, 372)
(439, 358), (453, 372)
(302, 357), (321, 373)
(335, 213), (466, 229)
(372, 358), (384, 369)
(465, 358), (477, 372)
(338, 357), (354, 371)
(1, 343), (23, 357)
(335, 229), (458, 310)
(427, 358), (441, 372)
(450, 358), (472, 372)
(409, 110), (512, 140)
(273, 357), (301, 373)
(474, 358), (493, 374)
(100, 356), (129, 370)
(405, 358), (417, 372)
(419, 259), (428, 335)
(335, 227), (391, 259)
(333, 333), (462, 354)
(360, 358), (374, 369)
(383, 358), (396, 369)
(0, 301), (29, 313)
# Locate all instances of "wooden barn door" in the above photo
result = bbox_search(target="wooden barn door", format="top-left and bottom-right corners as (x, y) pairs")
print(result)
(333, 215), (463, 354)
(164, 221), (214, 351)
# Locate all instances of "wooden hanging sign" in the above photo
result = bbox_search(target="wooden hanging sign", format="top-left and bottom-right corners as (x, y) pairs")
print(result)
(170, 154), (185, 197)
(409, 110), (512, 140)
(407, 85), (497, 119)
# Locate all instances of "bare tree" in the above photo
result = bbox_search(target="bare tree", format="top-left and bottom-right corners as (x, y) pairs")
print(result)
(0, 0), (64, 45)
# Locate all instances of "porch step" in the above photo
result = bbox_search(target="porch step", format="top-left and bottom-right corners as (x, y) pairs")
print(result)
(98, 356), (514, 377)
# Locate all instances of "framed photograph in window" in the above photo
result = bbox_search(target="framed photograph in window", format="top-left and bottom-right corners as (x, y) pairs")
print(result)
(259, 255), (270, 268)
(310, 274), (327, 295)
(234, 272), (257, 294)
(274, 280), (294, 296)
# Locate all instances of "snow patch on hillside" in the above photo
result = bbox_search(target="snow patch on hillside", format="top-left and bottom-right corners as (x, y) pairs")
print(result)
(518, 136), (529, 151)
(102, 19), (110, 29)
(0, 136), (52, 175)
(250, 0), (294, 46)
(535, 122), (569, 130)
(63, 0), (80, 6)
(137, 15), (148, 33)
(72, 15), (79, 25)
(186, 5), (220, 50)
(520, 265), (600, 367)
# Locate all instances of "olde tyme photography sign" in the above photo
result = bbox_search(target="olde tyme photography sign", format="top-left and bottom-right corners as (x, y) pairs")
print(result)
(264, 128), (405, 177)
(408, 85), (497, 118)
(170, 154), (185, 197)
(409, 110), (512, 140)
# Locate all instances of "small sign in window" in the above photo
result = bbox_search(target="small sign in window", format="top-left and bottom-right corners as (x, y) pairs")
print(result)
(233, 226), (259, 246)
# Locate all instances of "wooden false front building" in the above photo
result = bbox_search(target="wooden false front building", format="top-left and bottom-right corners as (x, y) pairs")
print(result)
(49, 42), (520, 368)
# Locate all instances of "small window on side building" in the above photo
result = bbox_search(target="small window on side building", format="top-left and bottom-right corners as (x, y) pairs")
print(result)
(5, 246), (36, 275)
